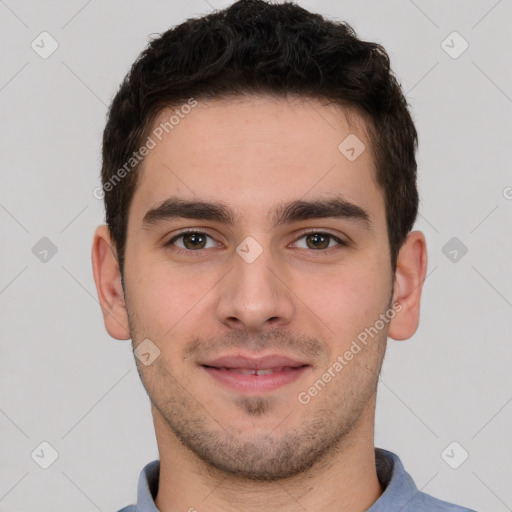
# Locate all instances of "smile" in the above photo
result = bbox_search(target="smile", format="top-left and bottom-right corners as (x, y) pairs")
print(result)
(210, 366), (301, 376)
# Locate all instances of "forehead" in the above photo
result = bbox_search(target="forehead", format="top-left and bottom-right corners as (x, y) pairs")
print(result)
(131, 95), (383, 226)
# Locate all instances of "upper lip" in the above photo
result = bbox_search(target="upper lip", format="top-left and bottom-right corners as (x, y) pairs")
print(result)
(200, 354), (309, 370)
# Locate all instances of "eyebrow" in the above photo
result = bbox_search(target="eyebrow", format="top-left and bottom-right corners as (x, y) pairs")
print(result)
(142, 195), (372, 229)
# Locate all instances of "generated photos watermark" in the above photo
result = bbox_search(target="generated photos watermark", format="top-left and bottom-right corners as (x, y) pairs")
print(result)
(297, 301), (403, 405)
(93, 98), (198, 200)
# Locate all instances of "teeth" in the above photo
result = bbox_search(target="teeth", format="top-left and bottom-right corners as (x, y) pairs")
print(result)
(255, 369), (276, 375)
(228, 368), (257, 375)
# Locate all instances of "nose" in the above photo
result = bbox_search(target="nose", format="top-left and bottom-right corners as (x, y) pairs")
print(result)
(215, 244), (295, 333)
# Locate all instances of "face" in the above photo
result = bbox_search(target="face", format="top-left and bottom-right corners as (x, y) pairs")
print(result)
(121, 95), (396, 480)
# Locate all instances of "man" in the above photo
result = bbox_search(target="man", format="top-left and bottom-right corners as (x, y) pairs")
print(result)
(92, 1), (476, 510)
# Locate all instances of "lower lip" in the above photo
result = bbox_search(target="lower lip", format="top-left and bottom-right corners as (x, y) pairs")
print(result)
(202, 366), (309, 393)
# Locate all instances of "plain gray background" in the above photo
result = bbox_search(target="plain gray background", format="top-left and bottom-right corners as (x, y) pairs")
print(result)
(1, 1), (511, 511)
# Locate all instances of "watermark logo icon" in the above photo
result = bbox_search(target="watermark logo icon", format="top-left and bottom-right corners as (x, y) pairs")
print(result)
(31, 441), (59, 469)
(441, 31), (469, 59)
(134, 338), (161, 366)
(442, 237), (468, 263)
(32, 237), (58, 263)
(338, 134), (366, 161)
(31, 31), (59, 59)
(441, 441), (469, 469)
(236, 236), (263, 264)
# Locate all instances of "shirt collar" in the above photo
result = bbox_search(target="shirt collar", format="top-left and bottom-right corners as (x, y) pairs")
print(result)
(368, 448), (421, 510)
(131, 447), (418, 511)
(133, 459), (160, 512)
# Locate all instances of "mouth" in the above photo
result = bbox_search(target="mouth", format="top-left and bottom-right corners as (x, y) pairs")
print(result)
(206, 366), (302, 375)
(199, 354), (311, 393)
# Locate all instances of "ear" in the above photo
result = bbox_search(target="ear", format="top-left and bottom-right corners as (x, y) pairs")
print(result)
(388, 230), (428, 341)
(91, 225), (131, 340)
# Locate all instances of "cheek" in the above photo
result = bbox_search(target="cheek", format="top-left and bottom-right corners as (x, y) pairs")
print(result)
(125, 253), (221, 336)
(304, 259), (391, 341)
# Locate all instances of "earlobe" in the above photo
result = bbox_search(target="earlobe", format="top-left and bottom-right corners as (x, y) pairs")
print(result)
(388, 230), (428, 341)
(91, 225), (131, 340)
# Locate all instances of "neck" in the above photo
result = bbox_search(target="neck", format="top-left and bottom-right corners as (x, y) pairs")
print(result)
(153, 397), (383, 512)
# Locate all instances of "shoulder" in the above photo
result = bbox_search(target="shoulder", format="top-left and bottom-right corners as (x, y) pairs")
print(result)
(373, 448), (477, 512)
(405, 490), (478, 511)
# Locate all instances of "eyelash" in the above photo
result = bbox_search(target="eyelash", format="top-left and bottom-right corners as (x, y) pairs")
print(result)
(165, 229), (347, 256)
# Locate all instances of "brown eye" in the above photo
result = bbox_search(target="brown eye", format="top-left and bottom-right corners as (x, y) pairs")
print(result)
(305, 233), (331, 249)
(182, 232), (207, 250)
(167, 231), (217, 251)
(293, 232), (344, 250)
